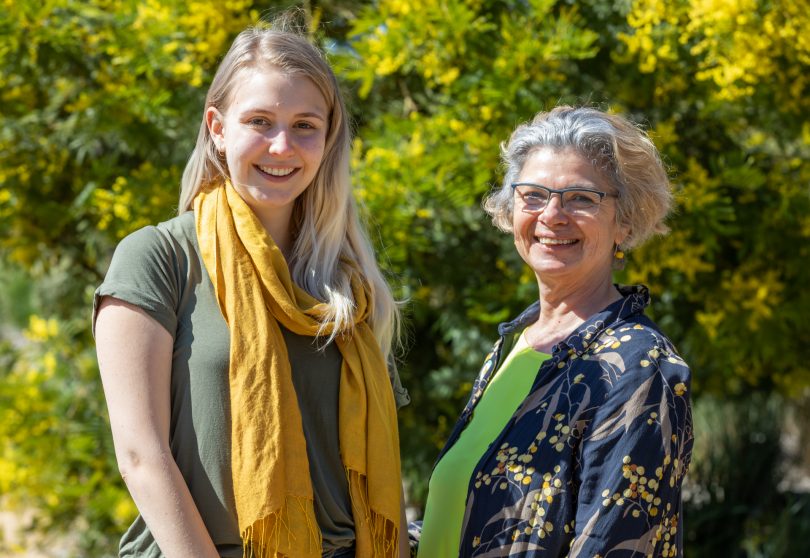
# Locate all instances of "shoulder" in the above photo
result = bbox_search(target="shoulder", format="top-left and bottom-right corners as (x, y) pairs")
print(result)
(97, 213), (199, 337)
(154, 211), (197, 242)
(583, 315), (690, 400)
(103, 212), (201, 297)
(114, 212), (198, 263)
(579, 317), (693, 447)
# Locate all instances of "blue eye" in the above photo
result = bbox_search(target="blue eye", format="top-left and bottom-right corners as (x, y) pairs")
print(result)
(247, 117), (270, 127)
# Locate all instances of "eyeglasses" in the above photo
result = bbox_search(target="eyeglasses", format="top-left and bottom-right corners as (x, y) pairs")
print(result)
(511, 182), (617, 216)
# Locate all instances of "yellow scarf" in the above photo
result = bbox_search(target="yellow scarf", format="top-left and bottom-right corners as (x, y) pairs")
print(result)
(194, 181), (401, 557)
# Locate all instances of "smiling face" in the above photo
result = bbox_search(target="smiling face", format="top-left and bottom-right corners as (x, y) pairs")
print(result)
(513, 147), (629, 291)
(206, 66), (328, 228)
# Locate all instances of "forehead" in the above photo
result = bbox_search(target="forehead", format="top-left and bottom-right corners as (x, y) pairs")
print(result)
(518, 147), (607, 188)
(226, 66), (329, 116)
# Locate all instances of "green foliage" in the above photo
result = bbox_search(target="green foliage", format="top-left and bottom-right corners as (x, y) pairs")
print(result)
(684, 394), (810, 557)
(0, 310), (128, 556)
(0, 0), (259, 278)
(684, 394), (782, 557)
(1, 0), (809, 553)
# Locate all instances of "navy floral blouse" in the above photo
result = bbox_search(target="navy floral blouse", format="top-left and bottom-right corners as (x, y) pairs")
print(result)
(414, 285), (693, 557)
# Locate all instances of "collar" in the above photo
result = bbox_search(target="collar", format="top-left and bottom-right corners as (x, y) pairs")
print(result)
(497, 284), (651, 356)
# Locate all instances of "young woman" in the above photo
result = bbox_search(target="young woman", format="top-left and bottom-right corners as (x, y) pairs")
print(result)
(94, 21), (409, 558)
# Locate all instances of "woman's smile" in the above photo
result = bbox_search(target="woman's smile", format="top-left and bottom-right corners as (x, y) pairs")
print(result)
(256, 165), (298, 178)
(513, 147), (627, 290)
(535, 236), (578, 246)
(207, 66), (328, 226)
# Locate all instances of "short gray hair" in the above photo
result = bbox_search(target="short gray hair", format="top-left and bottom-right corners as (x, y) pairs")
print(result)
(483, 106), (672, 250)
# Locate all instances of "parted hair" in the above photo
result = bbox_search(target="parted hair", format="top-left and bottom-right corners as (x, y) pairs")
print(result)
(483, 106), (673, 251)
(179, 17), (399, 359)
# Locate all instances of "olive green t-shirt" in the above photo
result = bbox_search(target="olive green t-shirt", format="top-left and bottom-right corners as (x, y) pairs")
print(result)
(93, 212), (410, 557)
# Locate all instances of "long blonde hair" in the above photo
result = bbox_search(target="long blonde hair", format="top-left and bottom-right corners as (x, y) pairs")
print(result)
(180, 21), (400, 359)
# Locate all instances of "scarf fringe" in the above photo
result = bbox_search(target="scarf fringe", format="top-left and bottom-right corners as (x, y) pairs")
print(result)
(347, 468), (399, 558)
(242, 497), (321, 558)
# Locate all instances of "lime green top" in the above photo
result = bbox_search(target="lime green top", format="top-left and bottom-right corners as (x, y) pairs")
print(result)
(418, 333), (549, 558)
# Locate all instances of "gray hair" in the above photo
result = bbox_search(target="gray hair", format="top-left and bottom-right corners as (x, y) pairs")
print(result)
(483, 106), (673, 250)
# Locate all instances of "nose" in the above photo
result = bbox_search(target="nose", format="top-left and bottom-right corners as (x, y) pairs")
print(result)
(538, 192), (567, 222)
(268, 129), (294, 158)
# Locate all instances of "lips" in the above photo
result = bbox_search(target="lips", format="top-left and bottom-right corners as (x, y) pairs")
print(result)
(256, 164), (297, 177)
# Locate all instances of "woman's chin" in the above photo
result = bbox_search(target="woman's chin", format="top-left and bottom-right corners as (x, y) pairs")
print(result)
(526, 257), (573, 277)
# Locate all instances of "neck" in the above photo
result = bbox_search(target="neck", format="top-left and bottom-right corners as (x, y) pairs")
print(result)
(524, 275), (621, 352)
(538, 275), (619, 319)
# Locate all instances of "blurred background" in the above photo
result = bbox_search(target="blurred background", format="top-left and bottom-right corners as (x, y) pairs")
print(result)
(1, 0), (809, 555)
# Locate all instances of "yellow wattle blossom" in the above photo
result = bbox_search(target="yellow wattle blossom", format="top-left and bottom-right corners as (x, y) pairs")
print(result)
(42, 352), (58, 378)
(438, 66), (460, 86)
(25, 315), (60, 342)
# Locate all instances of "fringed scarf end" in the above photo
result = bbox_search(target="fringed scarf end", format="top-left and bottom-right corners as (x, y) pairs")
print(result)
(369, 510), (399, 558)
(346, 468), (400, 558)
(241, 496), (322, 558)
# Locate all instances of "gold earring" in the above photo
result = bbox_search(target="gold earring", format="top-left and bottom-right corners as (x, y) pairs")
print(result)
(613, 245), (626, 271)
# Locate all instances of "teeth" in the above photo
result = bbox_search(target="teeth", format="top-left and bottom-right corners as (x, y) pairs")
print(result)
(538, 237), (577, 245)
(259, 165), (295, 177)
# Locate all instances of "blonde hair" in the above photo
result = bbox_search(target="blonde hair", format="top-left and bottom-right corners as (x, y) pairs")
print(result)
(483, 106), (672, 251)
(180, 19), (400, 359)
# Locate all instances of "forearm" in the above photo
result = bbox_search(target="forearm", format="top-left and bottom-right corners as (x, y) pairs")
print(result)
(119, 449), (219, 558)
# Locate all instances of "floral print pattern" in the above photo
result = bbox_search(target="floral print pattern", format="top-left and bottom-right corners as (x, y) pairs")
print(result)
(419, 285), (693, 557)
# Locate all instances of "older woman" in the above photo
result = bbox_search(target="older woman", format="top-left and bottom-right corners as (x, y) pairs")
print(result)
(415, 107), (693, 557)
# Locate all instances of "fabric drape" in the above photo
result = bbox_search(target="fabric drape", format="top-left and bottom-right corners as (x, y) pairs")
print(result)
(194, 181), (401, 557)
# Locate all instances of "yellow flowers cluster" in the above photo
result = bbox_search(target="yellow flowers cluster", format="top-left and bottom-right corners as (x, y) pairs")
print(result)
(93, 177), (134, 232)
(599, 454), (681, 555)
(619, 0), (810, 112)
(24, 315), (59, 342)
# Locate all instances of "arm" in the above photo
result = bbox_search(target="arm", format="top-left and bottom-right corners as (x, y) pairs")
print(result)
(96, 297), (220, 558)
(568, 346), (693, 558)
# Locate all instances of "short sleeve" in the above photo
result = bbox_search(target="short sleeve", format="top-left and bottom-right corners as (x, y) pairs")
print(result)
(92, 226), (181, 338)
(569, 343), (693, 558)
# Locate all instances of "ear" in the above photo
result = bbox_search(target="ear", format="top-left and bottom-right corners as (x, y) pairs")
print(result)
(206, 107), (226, 152)
(614, 222), (631, 248)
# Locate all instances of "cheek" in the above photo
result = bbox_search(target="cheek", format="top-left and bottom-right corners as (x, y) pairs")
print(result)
(301, 137), (326, 163)
(512, 209), (532, 234)
(222, 131), (254, 160)
(512, 219), (528, 245)
(512, 216), (536, 252)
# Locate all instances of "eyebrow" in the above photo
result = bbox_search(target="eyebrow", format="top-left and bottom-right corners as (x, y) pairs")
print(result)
(240, 107), (327, 121)
(293, 111), (327, 121)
